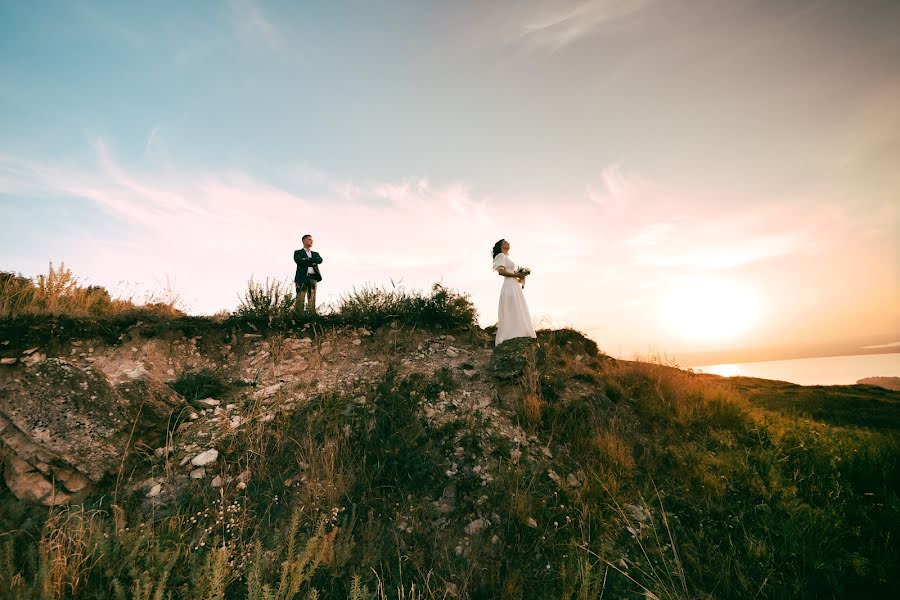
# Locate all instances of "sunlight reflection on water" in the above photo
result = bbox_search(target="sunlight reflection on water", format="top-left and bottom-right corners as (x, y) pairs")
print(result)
(693, 353), (900, 386)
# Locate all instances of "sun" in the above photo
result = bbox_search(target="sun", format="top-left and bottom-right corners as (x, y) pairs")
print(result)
(660, 277), (763, 344)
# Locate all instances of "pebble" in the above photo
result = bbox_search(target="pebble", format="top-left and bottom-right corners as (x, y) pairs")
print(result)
(147, 483), (162, 497)
(191, 449), (219, 467)
(190, 468), (206, 479)
(210, 476), (223, 488)
(0, 358), (16, 365)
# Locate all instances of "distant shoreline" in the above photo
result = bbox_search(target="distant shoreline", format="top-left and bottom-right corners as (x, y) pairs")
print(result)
(679, 342), (900, 367)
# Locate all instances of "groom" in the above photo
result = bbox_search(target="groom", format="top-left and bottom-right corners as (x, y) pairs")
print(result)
(293, 234), (323, 313)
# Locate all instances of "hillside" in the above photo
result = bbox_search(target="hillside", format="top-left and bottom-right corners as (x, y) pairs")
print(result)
(0, 310), (898, 599)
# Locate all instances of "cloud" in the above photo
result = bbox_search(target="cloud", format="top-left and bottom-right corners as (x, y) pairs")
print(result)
(517, 0), (652, 51)
(229, 0), (283, 52)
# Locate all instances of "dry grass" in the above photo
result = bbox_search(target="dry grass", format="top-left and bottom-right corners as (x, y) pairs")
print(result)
(0, 263), (182, 318)
(37, 506), (106, 599)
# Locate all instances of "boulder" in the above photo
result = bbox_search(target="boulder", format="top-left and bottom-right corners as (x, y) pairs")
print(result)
(0, 358), (184, 505)
(490, 337), (537, 380)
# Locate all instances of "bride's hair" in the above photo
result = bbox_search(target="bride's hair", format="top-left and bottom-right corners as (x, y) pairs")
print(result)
(492, 239), (505, 258)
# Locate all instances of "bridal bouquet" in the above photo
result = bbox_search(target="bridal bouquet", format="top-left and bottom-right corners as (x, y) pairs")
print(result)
(514, 267), (531, 287)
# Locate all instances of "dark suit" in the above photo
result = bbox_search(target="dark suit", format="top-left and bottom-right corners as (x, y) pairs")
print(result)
(293, 248), (323, 312)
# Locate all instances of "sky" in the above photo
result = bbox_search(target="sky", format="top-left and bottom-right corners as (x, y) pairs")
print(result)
(1, 0), (898, 360)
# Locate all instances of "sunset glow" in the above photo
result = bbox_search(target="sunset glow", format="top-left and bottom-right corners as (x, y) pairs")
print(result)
(1, 1), (897, 359)
(661, 278), (763, 344)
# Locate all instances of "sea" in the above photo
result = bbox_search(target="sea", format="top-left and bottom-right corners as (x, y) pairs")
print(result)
(691, 352), (900, 386)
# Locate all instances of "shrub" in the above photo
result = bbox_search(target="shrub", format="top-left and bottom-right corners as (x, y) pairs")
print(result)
(235, 278), (297, 323)
(170, 369), (229, 402)
(335, 283), (477, 329)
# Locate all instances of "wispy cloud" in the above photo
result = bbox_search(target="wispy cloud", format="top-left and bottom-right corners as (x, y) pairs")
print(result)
(229, 0), (283, 53)
(517, 0), (651, 51)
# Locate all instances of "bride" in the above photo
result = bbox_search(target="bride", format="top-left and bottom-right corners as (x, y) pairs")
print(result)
(492, 239), (537, 346)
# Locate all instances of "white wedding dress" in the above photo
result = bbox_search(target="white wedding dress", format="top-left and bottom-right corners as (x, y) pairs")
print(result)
(493, 253), (537, 346)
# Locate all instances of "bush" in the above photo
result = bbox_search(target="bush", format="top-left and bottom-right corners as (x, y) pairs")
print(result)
(170, 369), (229, 402)
(235, 278), (297, 323)
(335, 283), (477, 329)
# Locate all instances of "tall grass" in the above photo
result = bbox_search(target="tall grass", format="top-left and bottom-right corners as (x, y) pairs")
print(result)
(0, 264), (181, 319)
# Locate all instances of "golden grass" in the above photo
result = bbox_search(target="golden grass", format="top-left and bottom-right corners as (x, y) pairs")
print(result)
(0, 263), (182, 318)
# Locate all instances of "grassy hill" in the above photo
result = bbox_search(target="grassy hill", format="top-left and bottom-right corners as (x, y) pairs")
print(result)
(0, 268), (897, 599)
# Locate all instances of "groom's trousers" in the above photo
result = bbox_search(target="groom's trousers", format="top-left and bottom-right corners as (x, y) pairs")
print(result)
(295, 280), (317, 314)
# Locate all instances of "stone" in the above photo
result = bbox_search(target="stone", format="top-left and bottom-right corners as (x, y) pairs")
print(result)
(352, 339), (362, 346)
(210, 475), (223, 488)
(196, 398), (220, 408)
(527, 517), (538, 528)
(190, 468), (206, 479)
(254, 383), (283, 399)
(0, 359), (184, 505)
(0, 358), (16, 365)
(22, 352), (46, 367)
(491, 337), (537, 380)
(566, 473), (581, 487)
(547, 469), (561, 484)
(147, 483), (162, 497)
(191, 449), (219, 467)
(22, 348), (39, 356)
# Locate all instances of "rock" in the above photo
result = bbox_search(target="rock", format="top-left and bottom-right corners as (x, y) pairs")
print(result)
(547, 469), (561, 484)
(191, 449), (219, 467)
(566, 473), (581, 487)
(190, 468), (206, 479)
(243, 333), (262, 339)
(22, 348), (39, 356)
(22, 352), (46, 368)
(147, 483), (162, 497)
(210, 475), (223, 488)
(446, 348), (459, 358)
(0, 359), (184, 505)
(491, 337), (537, 380)
(526, 517), (538, 528)
(464, 517), (489, 535)
(0, 358), (16, 365)
(196, 398), (220, 408)
(254, 383), (283, 399)
(352, 339), (362, 346)
(510, 448), (522, 463)
(230, 415), (244, 428)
